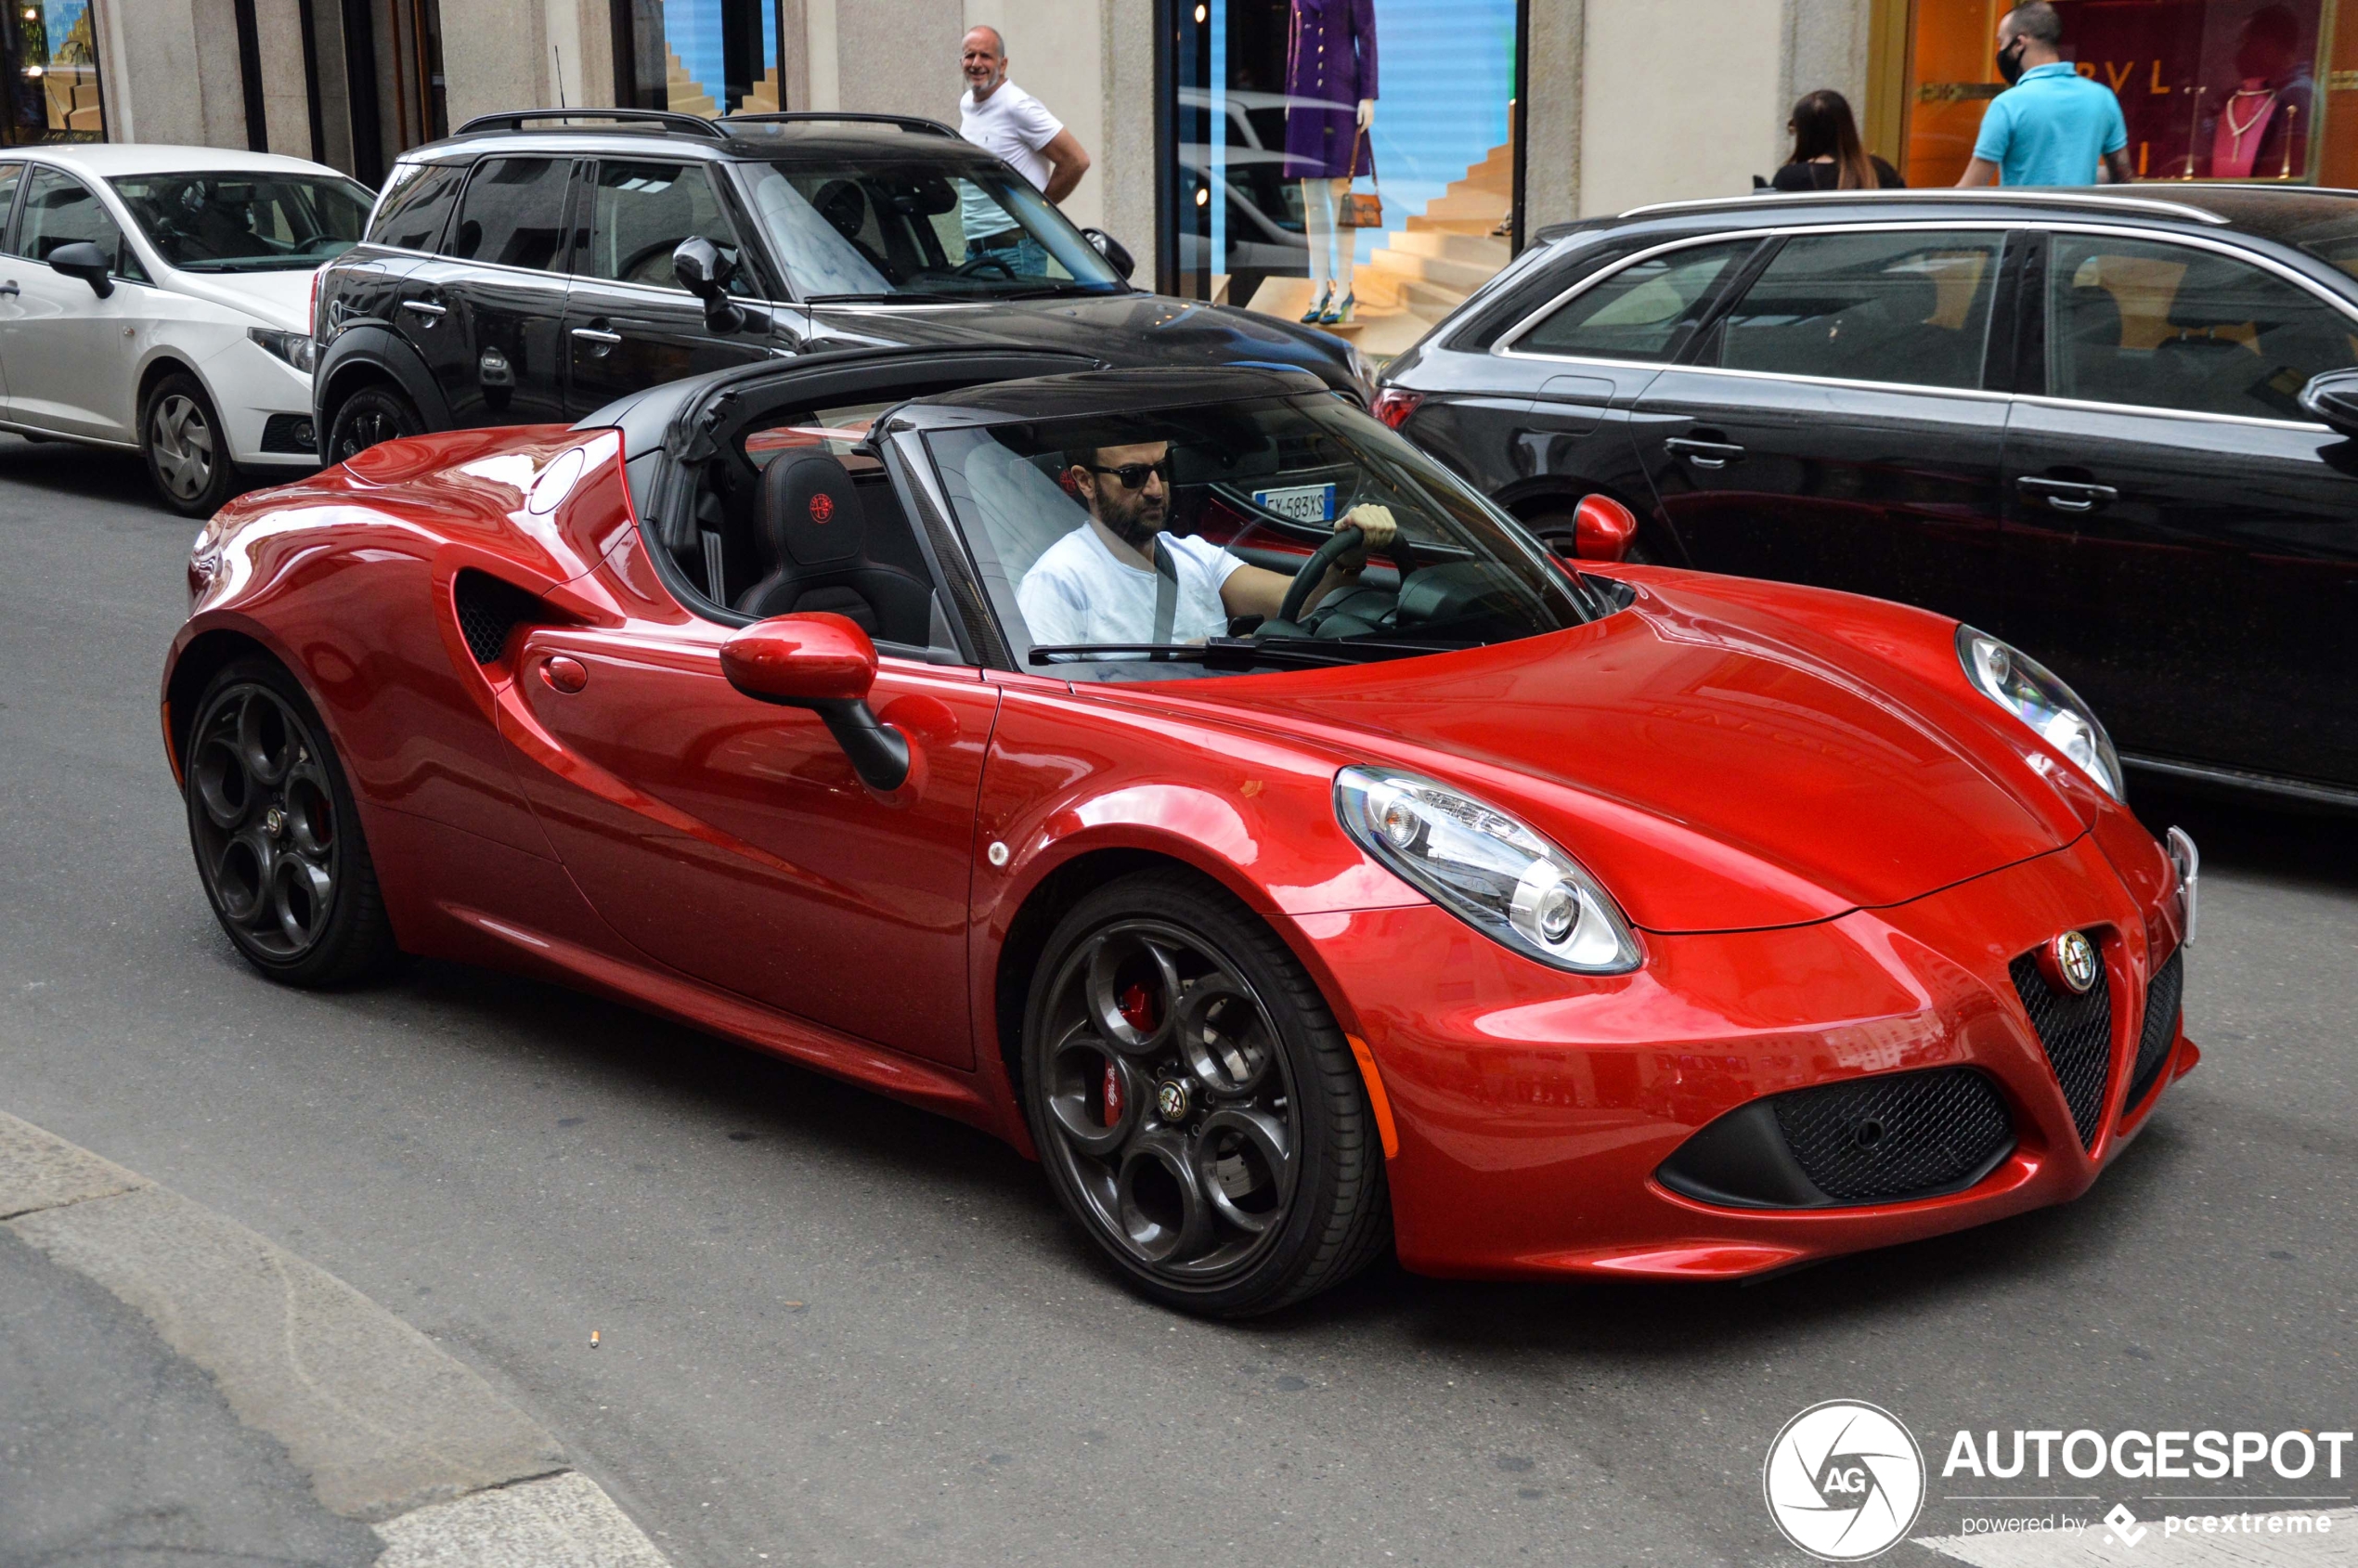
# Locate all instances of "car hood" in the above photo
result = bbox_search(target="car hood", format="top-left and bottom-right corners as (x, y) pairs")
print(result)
(162, 265), (316, 331)
(803, 292), (1362, 391)
(1141, 577), (2070, 934)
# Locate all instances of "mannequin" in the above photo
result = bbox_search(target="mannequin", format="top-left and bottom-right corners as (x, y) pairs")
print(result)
(1283, 0), (1378, 325)
(2208, 7), (2310, 179)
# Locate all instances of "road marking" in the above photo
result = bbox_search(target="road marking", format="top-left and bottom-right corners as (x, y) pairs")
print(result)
(1918, 1507), (2355, 1566)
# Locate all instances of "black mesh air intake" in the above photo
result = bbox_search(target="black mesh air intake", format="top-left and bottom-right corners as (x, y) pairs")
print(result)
(1771, 1069), (2015, 1203)
(452, 570), (541, 666)
(2126, 948), (2185, 1112)
(2009, 941), (2113, 1149)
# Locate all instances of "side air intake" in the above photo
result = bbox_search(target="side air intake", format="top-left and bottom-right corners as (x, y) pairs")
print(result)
(451, 570), (544, 666)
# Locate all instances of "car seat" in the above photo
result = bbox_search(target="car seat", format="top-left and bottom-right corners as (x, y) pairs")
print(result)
(734, 450), (934, 644)
(2057, 280), (2130, 405)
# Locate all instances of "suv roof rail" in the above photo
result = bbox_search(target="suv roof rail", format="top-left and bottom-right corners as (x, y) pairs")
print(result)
(454, 108), (726, 140)
(718, 110), (961, 139)
(1618, 187), (2234, 227)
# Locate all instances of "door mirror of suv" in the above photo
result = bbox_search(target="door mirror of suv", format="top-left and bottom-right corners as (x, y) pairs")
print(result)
(672, 237), (745, 332)
(1081, 227), (1134, 281)
(720, 613), (912, 792)
(1563, 495), (1639, 563)
(2299, 369), (2358, 438)
(46, 240), (113, 299)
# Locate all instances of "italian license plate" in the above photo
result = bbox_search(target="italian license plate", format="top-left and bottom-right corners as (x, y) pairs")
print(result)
(1251, 482), (1336, 524)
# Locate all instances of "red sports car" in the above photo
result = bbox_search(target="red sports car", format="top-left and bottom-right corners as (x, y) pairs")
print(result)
(163, 353), (2200, 1316)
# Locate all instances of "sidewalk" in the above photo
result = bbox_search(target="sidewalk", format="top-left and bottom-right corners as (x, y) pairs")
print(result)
(0, 1110), (671, 1566)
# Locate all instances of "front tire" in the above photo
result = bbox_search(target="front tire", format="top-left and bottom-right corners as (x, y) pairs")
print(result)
(325, 383), (423, 465)
(141, 373), (241, 518)
(1021, 869), (1390, 1316)
(183, 656), (397, 986)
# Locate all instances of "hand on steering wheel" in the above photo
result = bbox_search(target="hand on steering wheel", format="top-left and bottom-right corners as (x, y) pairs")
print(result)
(1276, 525), (1365, 626)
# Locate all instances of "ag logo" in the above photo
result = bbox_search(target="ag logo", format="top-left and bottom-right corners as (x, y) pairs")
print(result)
(1763, 1400), (1925, 1561)
(808, 491), (836, 525)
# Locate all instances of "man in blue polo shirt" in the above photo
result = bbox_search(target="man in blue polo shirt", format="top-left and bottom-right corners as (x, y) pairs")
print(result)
(1958, 3), (2133, 187)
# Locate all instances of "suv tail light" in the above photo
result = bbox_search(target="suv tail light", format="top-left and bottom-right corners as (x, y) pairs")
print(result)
(1371, 388), (1423, 430)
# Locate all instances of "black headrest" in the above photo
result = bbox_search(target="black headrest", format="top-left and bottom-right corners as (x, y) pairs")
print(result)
(761, 450), (863, 569)
(814, 179), (868, 240)
(2068, 281), (2122, 346)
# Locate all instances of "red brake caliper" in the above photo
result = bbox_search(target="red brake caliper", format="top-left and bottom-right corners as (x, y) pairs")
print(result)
(1108, 979), (1158, 1128)
(1103, 1063), (1123, 1128)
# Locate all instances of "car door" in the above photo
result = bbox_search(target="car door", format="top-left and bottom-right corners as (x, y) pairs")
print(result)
(2002, 227), (2358, 790)
(0, 162), (26, 406)
(499, 388), (994, 1069)
(1475, 236), (1759, 545)
(396, 155), (574, 428)
(563, 157), (780, 417)
(1627, 226), (2014, 628)
(0, 165), (150, 441)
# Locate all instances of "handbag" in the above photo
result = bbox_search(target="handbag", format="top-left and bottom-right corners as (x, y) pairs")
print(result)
(1340, 134), (1384, 228)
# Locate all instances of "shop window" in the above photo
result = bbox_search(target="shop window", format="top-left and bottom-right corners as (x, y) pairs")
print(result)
(1705, 231), (2002, 391)
(613, 0), (785, 118)
(1165, 0), (1525, 362)
(2048, 232), (2358, 419)
(0, 0), (104, 147)
(1898, 0), (2358, 188)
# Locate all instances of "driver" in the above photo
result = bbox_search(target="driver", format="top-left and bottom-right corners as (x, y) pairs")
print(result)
(1017, 439), (1398, 648)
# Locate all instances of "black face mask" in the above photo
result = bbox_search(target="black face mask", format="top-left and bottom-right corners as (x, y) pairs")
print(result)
(1997, 37), (2028, 84)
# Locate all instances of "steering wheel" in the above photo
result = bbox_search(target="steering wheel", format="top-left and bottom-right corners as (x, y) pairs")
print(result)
(955, 253), (1018, 279)
(1276, 525), (1365, 627)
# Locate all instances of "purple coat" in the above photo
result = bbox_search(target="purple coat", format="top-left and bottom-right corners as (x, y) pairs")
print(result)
(1283, 0), (1378, 181)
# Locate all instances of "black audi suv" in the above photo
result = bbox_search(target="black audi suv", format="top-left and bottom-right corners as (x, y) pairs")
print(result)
(1377, 185), (2358, 808)
(312, 108), (1367, 460)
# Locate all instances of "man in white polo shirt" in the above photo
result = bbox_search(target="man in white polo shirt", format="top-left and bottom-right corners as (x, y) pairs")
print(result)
(957, 24), (1092, 279)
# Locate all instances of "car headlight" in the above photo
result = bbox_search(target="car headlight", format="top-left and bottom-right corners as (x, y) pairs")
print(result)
(1335, 766), (1639, 973)
(1956, 626), (2124, 800)
(248, 326), (316, 374)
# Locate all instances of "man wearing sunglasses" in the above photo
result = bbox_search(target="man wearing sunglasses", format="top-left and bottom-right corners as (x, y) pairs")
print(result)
(1017, 438), (1398, 649)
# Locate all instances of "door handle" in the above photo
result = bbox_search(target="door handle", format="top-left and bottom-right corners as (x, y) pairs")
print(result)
(400, 299), (447, 319)
(0, 280), (17, 297)
(2016, 475), (2118, 513)
(1664, 436), (1746, 470)
(570, 326), (622, 344)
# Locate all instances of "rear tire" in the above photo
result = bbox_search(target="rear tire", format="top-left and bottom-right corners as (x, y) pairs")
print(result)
(1020, 869), (1391, 1317)
(183, 655), (398, 987)
(141, 372), (242, 519)
(325, 383), (423, 465)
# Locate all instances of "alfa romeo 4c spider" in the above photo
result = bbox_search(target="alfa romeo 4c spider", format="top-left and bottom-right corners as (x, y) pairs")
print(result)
(164, 352), (2201, 1315)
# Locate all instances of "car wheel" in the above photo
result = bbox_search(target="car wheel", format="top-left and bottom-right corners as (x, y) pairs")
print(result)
(1527, 504), (1653, 565)
(1021, 869), (1391, 1316)
(141, 373), (241, 518)
(183, 655), (397, 987)
(325, 384), (423, 464)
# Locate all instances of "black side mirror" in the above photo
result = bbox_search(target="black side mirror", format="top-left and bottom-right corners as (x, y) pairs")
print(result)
(2300, 368), (2358, 438)
(1080, 227), (1134, 282)
(672, 237), (745, 332)
(47, 240), (113, 299)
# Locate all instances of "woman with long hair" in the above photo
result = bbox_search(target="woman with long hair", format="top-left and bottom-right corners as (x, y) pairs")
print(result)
(1772, 89), (1904, 190)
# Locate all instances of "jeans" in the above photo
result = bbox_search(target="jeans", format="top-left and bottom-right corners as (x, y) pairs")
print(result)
(973, 234), (1051, 280)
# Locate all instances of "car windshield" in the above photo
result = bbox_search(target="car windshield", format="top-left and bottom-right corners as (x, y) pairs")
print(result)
(927, 393), (1597, 679)
(735, 158), (1123, 303)
(110, 174), (376, 272)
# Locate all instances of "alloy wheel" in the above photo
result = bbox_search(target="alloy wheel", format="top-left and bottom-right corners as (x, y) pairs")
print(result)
(150, 394), (215, 502)
(1034, 917), (1301, 1282)
(333, 408), (396, 462)
(187, 682), (343, 961)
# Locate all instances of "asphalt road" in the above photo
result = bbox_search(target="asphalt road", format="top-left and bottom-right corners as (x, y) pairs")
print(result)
(2, 435), (2354, 1568)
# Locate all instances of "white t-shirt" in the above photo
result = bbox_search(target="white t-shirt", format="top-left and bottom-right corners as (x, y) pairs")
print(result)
(959, 82), (1062, 239)
(1017, 525), (1244, 649)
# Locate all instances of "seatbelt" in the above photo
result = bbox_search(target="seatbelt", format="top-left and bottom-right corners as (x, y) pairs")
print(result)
(701, 531), (727, 606)
(1150, 537), (1179, 645)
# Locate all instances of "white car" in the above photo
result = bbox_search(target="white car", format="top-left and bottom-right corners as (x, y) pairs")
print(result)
(0, 144), (375, 516)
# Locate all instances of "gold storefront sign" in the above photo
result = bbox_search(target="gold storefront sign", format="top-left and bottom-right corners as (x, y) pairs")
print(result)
(1918, 81), (2003, 104)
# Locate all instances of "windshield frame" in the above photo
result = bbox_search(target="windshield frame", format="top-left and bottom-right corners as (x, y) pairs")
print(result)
(726, 155), (1126, 305)
(916, 390), (1599, 680)
(107, 171), (379, 275)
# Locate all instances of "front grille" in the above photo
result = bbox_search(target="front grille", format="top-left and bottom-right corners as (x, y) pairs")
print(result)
(451, 570), (540, 666)
(2010, 941), (2113, 1149)
(1771, 1069), (2015, 1203)
(261, 413), (317, 454)
(2126, 948), (2185, 1111)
